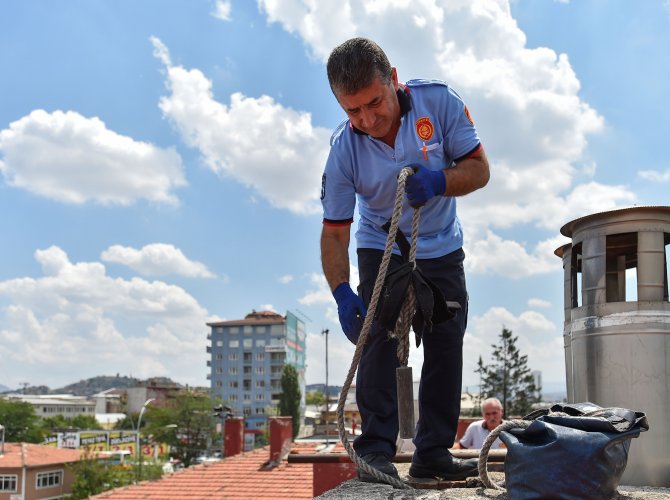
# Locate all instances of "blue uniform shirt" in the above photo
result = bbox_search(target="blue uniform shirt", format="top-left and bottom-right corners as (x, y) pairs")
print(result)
(321, 79), (481, 259)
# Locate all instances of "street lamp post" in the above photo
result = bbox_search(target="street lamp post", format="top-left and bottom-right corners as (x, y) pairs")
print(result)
(321, 328), (329, 444)
(136, 398), (155, 482)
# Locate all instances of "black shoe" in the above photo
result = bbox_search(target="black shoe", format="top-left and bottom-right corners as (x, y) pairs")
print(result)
(409, 453), (479, 481)
(357, 453), (400, 483)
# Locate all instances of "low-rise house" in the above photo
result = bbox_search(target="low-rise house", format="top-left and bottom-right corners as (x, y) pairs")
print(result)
(0, 442), (81, 500)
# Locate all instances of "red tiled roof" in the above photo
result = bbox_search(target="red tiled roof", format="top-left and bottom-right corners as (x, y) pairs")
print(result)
(92, 442), (322, 500)
(0, 443), (82, 468)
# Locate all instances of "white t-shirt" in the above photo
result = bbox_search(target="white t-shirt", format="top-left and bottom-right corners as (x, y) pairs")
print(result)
(459, 419), (504, 449)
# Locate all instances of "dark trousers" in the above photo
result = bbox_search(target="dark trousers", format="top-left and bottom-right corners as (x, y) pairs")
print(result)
(354, 247), (468, 460)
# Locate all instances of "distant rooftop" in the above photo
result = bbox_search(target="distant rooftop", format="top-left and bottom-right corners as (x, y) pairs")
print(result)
(0, 442), (81, 468)
(91, 442), (320, 499)
(207, 310), (286, 327)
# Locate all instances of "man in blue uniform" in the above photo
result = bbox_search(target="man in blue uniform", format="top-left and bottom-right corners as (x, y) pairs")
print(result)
(320, 37), (490, 482)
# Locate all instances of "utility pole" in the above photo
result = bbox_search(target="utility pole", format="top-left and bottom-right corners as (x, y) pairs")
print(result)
(321, 328), (329, 444)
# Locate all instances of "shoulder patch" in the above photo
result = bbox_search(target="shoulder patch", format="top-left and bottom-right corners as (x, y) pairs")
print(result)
(464, 106), (474, 125)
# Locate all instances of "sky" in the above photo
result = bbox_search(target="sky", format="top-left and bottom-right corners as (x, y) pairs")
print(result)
(1, 0), (669, 395)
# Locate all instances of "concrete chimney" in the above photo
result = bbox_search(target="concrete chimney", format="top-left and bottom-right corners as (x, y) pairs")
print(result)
(223, 417), (244, 458)
(269, 417), (293, 463)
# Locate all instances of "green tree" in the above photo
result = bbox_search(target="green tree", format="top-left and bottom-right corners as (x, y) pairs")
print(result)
(476, 327), (541, 417)
(305, 390), (326, 406)
(43, 414), (102, 431)
(113, 414), (138, 430)
(142, 392), (219, 467)
(68, 451), (162, 498)
(278, 364), (301, 438)
(0, 399), (44, 442)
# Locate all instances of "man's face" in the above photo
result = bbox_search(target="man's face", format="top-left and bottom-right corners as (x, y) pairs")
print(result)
(482, 403), (503, 430)
(335, 68), (400, 144)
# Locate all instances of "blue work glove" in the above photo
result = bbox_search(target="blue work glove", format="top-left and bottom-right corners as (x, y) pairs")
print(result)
(404, 164), (446, 208)
(332, 282), (367, 344)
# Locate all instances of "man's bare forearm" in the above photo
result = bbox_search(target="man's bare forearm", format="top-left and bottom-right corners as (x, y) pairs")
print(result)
(320, 225), (351, 292)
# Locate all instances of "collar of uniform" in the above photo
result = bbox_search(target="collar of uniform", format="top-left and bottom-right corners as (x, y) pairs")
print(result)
(351, 84), (412, 136)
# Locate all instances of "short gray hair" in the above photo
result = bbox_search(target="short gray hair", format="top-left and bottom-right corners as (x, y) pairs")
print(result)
(481, 398), (503, 412)
(326, 37), (392, 96)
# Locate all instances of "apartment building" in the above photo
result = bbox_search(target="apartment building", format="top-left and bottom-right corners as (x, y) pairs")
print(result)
(206, 310), (306, 431)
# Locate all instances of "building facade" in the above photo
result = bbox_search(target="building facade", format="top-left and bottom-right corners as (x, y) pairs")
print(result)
(4, 395), (96, 419)
(207, 310), (306, 431)
(0, 442), (81, 500)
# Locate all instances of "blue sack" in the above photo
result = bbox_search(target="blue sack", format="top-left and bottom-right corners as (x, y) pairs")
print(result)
(499, 402), (648, 500)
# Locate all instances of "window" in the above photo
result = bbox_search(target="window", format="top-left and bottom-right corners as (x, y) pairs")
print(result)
(228, 367), (238, 375)
(243, 339), (253, 348)
(229, 340), (239, 348)
(255, 339), (266, 347)
(36, 470), (63, 489)
(229, 327), (239, 334)
(228, 352), (238, 361)
(255, 407), (265, 415)
(230, 394), (238, 401)
(270, 324), (284, 335)
(216, 340), (224, 347)
(255, 393), (265, 401)
(0, 475), (17, 492)
(244, 393), (251, 400)
(216, 367), (224, 374)
(255, 380), (265, 388)
(256, 326), (266, 333)
(255, 366), (265, 375)
(243, 366), (252, 375)
(255, 352), (265, 361)
(216, 381), (223, 387)
(215, 353), (223, 360)
(243, 326), (253, 335)
(229, 380), (238, 388)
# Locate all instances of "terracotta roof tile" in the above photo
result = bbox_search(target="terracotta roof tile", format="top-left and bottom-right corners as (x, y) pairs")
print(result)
(92, 442), (318, 500)
(0, 443), (82, 468)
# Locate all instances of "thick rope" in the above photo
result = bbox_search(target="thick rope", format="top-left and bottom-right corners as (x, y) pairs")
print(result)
(336, 166), (417, 489)
(478, 419), (531, 490)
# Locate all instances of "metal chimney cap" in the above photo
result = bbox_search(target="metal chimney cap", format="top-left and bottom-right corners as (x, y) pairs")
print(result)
(559, 205), (670, 238)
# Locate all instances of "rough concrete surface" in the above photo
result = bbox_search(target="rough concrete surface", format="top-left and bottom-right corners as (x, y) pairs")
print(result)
(315, 466), (670, 500)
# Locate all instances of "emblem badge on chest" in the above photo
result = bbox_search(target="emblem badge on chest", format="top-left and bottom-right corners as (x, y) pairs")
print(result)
(415, 116), (434, 141)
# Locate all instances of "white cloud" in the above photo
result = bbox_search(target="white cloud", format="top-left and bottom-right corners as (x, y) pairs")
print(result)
(310, 303), (566, 392)
(259, 304), (278, 312)
(639, 168), (670, 182)
(0, 246), (210, 387)
(150, 36), (330, 215)
(279, 274), (294, 284)
(465, 230), (563, 278)
(212, 0), (232, 21)
(101, 243), (215, 278)
(461, 305), (563, 388)
(256, 0), (637, 275)
(528, 298), (551, 309)
(0, 109), (186, 205)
